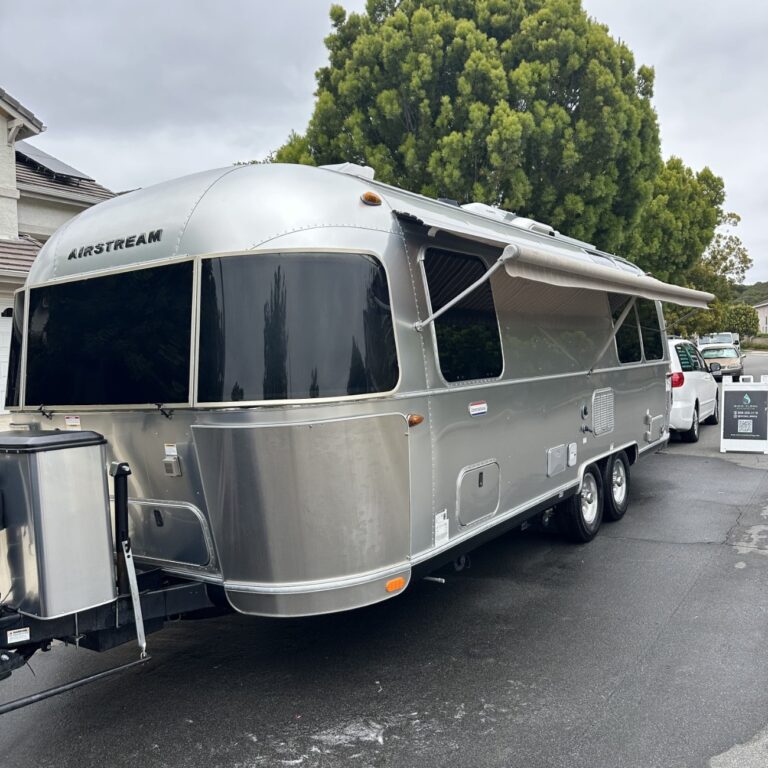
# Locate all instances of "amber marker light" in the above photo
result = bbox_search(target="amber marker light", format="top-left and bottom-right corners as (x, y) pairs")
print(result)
(386, 576), (406, 593)
(407, 413), (425, 427)
(361, 191), (382, 206)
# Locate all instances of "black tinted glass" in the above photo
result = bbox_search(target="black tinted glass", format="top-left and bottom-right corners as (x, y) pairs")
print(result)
(25, 262), (193, 406)
(198, 253), (398, 402)
(5, 291), (25, 408)
(423, 249), (503, 382)
(609, 295), (642, 364)
(637, 299), (664, 360)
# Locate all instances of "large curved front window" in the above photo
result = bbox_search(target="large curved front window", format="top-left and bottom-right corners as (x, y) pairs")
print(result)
(197, 252), (399, 402)
(24, 261), (193, 407)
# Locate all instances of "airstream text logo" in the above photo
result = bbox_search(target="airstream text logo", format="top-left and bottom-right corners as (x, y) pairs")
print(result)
(67, 229), (163, 260)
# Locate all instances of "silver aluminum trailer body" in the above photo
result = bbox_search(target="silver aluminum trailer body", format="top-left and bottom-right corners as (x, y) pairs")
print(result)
(1, 163), (712, 620)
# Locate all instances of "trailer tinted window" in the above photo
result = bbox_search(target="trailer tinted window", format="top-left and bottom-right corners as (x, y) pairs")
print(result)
(25, 262), (193, 406)
(637, 299), (664, 360)
(423, 249), (503, 382)
(609, 295), (642, 364)
(5, 291), (24, 408)
(198, 253), (398, 402)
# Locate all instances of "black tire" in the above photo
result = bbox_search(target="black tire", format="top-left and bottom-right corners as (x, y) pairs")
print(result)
(705, 396), (720, 425)
(602, 451), (631, 522)
(559, 464), (604, 543)
(681, 403), (700, 443)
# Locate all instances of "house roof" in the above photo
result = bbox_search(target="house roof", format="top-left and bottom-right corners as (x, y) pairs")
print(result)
(752, 300), (768, 309)
(0, 87), (44, 140)
(0, 235), (42, 275)
(16, 146), (114, 204)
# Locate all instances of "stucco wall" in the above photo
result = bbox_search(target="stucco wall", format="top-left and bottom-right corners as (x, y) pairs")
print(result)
(0, 113), (20, 239)
(18, 196), (83, 242)
(756, 305), (768, 334)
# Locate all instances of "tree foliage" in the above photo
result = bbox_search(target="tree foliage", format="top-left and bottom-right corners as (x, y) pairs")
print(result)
(277, 0), (662, 253)
(721, 303), (759, 338)
(626, 157), (722, 283)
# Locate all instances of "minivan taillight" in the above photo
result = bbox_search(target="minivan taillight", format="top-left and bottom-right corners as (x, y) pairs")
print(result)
(670, 372), (685, 388)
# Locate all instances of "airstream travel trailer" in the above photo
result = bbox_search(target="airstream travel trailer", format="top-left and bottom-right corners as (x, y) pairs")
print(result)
(0, 162), (712, 699)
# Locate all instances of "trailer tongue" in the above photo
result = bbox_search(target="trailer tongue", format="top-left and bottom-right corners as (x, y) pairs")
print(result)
(0, 430), (219, 711)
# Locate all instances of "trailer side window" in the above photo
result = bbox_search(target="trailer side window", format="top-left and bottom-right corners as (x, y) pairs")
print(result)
(609, 294), (642, 364)
(198, 252), (398, 402)
(636, 299), (664, 360)
(423, 249), (503, 382)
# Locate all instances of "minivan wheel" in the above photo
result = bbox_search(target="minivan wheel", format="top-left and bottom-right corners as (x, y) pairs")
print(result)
(602, 452), (630, 522)
(682, 404), (700, 443)
(705, 396), (720, 425)
(560, 464), (604, 543)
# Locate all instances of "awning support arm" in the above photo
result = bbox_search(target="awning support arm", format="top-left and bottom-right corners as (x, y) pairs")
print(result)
(415, 245), (519, 332)
(588, 296), (637, 376)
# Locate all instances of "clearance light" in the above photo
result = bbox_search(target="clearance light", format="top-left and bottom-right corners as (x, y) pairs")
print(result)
(385, 577), (406, 593)
(407, 413), (425, 427)
(361, 191), (382, 206)
(670, 372), (685, 388)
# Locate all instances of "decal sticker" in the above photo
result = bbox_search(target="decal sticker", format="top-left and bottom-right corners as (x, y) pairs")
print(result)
(64, 415), (81, 431)
(468, 401), (488, 417)
(434, 509), (450, 547)
(7, 627), (30, 644)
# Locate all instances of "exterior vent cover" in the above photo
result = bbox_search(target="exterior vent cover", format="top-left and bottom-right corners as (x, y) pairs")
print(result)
(592, 388), (615, 436)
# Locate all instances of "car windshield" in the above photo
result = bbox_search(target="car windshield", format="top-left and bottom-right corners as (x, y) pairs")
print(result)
(701, 347), (738, 359)
(712, 334), (734, 343)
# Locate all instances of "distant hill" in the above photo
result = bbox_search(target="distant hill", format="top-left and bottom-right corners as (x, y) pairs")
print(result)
(735, 281), (768, 305)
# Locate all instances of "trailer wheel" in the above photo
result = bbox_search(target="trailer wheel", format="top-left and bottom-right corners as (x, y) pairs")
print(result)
(560, 464), (603, 543)
(602, 451), (630, 522)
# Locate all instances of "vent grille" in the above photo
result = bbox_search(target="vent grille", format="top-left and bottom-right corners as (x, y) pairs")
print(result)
(592, 389), (615, 436)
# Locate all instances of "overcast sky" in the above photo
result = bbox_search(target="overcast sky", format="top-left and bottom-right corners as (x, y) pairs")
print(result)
(1, 0), (765, 280)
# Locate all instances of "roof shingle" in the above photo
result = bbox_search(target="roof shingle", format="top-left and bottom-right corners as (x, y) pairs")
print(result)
(0, 235), (42, 274)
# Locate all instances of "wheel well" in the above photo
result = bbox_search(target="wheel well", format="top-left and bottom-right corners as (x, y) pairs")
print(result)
(596, 446), (637, 472)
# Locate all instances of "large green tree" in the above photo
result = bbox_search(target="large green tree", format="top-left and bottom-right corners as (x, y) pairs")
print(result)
(277, 0), (662, 253)
(626, 157), (723, 283)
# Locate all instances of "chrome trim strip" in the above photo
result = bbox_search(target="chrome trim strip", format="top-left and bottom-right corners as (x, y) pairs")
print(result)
(225, 561), (411, 595)
(18, 285), (28, 409)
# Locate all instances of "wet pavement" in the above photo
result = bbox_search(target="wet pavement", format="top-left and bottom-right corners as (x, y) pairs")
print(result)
(1, 357), (768, 767)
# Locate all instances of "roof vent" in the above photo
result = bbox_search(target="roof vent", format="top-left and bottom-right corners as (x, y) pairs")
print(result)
(320, 162), (375, 180)
(461, 202), (517, 223)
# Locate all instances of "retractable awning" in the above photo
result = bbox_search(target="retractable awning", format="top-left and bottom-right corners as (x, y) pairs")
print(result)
(393, 207), (713, 309)
(502, 245), (713, 309)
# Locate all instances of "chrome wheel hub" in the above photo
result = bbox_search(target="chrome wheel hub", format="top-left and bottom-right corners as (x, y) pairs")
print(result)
(612, 461), (627, 506)
(581, 473), (599, 525)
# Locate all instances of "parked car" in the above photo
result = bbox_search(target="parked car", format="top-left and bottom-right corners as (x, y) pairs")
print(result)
(667, 338), (720, 442)
(699, 343), (744, 381)
(699, 331), (740, 351)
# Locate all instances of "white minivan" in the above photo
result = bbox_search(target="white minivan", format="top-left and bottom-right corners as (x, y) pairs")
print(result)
(667, 338), (720, 442)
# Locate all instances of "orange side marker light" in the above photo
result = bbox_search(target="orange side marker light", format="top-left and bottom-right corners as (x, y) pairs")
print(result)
(386, 577), (406, 593)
